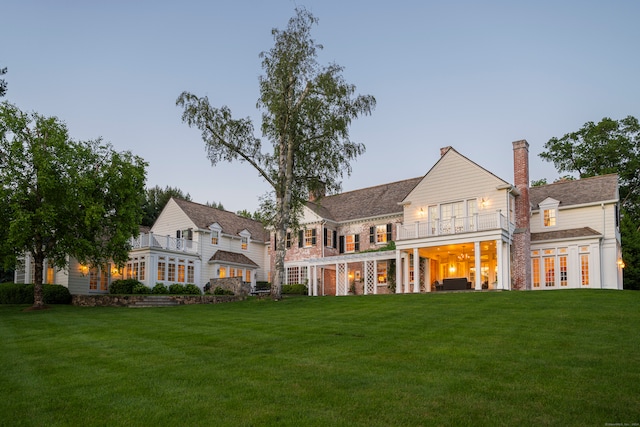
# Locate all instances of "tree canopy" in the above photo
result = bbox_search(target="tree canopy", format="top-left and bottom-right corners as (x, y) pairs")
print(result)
(0, 67), (7, 97)
(0, 102), (147, 307)
(540, 115), (640, 289)
(142, 185), (191, 227)
(176, 8), (375, 299)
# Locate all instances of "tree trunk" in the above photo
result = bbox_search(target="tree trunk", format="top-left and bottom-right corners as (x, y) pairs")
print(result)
(32, 252), (45, 308)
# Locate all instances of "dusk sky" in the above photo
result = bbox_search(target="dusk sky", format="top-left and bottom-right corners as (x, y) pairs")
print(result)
(3, 1), (639, 213)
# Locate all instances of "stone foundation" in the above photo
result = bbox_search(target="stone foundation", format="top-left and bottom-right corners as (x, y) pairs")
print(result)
(72, 294), (244, 307)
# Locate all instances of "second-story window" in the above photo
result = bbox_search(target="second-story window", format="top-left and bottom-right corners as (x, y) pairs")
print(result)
(370, 224), (392, 244)
(543, 208), (557, 227)
(211, 230), (219, 245)
(299, 229), (316, 248)
(241, 236), (248, 251)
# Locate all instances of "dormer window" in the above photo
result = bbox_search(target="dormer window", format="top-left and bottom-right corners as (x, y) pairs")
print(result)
(209, 223), (222, 246)
(539, 198), (560, 229)
(543, 208), (557, 227)
(239, 230), (251, 251)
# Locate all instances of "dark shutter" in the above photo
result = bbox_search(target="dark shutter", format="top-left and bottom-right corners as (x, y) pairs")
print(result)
(369, 226), (375, 243)
(386, 223), (392, 242)
(333, 231), (337, 248)
(187, 229), (193, 240)
(339, 236), (345, 254)
(354, 234), (360, 252)
(298, 230), (303, 248)
(286, 232), (291, 249)
(323, 228), (328, 246)
(311, 229), (317, 245)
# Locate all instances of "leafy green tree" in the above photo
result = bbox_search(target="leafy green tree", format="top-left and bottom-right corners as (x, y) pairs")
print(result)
(0, 102), (147, 307)
(0, 67), (6, 97)
(531, 178), (547, 187)
(540, 116), (640, 289)
(142, 185), (191, 227)
(236, 209), (266, 223)
(176, 8), (375, 299)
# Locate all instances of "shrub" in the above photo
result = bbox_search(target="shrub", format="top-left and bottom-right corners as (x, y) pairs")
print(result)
(0, 283), (71, 304)
(213, 286), (234, 296)
(255, 281), (271, 291)
(42, 284), (72, 304)
(152, 283), (168, 294)
(183, 284), (202, 295)
(282, 284), (308, 295)
(109, 279), (142, 295)
(168, 283), (185, 295)
(132, 283), (151, 295)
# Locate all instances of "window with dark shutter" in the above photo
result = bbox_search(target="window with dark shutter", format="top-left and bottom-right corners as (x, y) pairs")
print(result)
(311, 229), (317, 245)
(333, 230), (337, 248)
(298, 230), (303, 248)
(369, 226), (375, 243)
(323, 228), (328, 246)
(286, 232), (291, 249)
(386, 223), (392, 242)
(354, 234), (360, 252)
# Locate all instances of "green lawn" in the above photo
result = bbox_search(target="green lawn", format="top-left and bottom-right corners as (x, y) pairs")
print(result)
(1, 290), (639, 426)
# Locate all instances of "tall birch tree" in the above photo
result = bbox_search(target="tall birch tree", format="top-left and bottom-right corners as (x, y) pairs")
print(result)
(177, 8), (375, 299)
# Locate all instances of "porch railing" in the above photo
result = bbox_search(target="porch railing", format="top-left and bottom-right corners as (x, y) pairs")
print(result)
(396, 212), (512, 240)
(129, 232), (198, 253)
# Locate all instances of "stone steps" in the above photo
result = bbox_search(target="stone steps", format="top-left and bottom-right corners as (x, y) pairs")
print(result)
(129, 296), (179, 308)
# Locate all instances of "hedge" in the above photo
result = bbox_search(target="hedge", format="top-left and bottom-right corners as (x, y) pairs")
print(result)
(0, 283), (72, 304)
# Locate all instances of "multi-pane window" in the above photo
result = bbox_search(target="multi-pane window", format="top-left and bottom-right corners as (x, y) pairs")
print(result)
(580, 247), (590, 286)
(304, 229), (314, 247)
(376, 225), (388, 244)
(544, 257), (555, 287)
(157, 257), (166, 281)
(187, 261), (195, 283)
(178, 260), (185, 283)
(100, 267), (109, 291)
(89, 267), (98, 290)
(532, 256), (541, 288)
(245, 270), (251, 283)
(286, 232), (292, 249)
(325, 229), (333, 248)
(211, 230), (219, 245)
(345, 235), (356, 253)
(219, 267), (226, 278)
(559, 249), (568, 286)
(46, 264), (55, 284)
(230, 268), (236, 278)
(377, 262), (388, 284)
(543, 208), (557, 227)
(126, 256), (145, 281)
(241, 236), (248, 250)
(168, 258), (176, 282)
(286, 266), (307, 284)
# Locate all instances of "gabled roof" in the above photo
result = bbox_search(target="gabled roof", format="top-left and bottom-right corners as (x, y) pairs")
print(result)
(208, 250), (258, 268)
(172, 198), (269, 242)
(531, 227), (602, 242)
(529, 174), (619, 209)
(306, 177), (422, 222)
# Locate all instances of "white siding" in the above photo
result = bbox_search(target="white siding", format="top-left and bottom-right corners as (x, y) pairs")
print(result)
(403, 150), (511, 223)
(151, 199), (199, 243)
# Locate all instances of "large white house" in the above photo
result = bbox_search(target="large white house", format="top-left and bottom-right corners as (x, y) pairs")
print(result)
(15, 140), (623, 294)
(15, 198), (272, 294)
(278, 141), (623, 295)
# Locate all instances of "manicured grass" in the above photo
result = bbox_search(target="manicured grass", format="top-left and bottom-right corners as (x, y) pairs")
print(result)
(1, 290), (639, 426)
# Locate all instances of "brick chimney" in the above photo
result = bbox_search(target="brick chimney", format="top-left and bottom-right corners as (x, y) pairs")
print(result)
(512, 140), (531, 290)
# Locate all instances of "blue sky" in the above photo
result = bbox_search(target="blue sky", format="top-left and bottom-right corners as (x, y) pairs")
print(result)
(3, 1), (639, 213)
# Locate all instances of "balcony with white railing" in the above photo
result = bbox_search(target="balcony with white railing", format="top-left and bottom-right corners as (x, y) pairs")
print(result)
(397, 212), (513, 241)
(129, 232), (198, 254)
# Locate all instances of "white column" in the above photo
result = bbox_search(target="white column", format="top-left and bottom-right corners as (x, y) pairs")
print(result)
(373, 260), (378, 295)
(425, 258), (432, 292)
(496, 239), (504, 290)
(413, 248), (420, 293)
(474, 241), (482, 290)
(395, 250), (402, 294)
(403, 253), (410, 293)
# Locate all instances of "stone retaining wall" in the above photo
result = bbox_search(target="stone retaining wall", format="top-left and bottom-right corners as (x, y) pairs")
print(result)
(72, 294), (244, 307)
